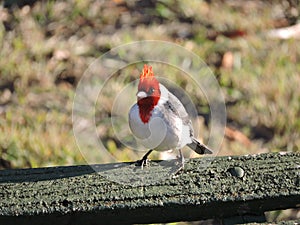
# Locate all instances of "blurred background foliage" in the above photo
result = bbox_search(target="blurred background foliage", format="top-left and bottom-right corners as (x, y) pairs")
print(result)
(0, 0), (299, 222)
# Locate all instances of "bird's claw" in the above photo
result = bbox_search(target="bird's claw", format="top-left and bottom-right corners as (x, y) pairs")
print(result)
(135, 149), (153, 169)
(173, 159), (184, 174)
(173, 149), (185, 174)
(135, 158), (150, 169)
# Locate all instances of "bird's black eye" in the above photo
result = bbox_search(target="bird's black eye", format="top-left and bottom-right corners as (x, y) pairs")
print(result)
(148, 87), (154, 95)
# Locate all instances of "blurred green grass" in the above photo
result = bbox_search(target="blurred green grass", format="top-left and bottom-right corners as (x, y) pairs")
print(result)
(0, 0), (299, 223)
(0, 0), (299, 168)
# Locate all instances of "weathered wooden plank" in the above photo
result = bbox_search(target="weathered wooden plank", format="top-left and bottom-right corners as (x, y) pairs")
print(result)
(243, 220), (300, 225)
(0, 152), (299, 225)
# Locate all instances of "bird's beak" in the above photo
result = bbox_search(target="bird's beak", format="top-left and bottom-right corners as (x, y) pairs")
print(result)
(136, 91), (147, 100)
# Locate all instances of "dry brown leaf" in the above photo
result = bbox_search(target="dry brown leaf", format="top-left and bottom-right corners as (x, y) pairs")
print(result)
(225, 126), (251, 147)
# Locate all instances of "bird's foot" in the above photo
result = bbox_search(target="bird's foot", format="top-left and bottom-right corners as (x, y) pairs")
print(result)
(174, 149), (185, 174)
(135, 149), (153, 169)
(135, 158), (150, 169)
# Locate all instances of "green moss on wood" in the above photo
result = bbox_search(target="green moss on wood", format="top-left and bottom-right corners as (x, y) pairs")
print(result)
(0, 152), (299, 224)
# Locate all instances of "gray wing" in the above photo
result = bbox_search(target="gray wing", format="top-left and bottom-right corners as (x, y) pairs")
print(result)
(163, 91), (194, 138)
(164, 94), (213, 154)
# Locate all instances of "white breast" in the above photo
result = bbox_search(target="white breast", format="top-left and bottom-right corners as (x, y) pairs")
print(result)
(128, 104), (168, 150)
(128, 98), (192, 151)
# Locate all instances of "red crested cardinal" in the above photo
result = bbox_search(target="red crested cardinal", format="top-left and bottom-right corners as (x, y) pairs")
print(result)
(128, 65), (213, 170)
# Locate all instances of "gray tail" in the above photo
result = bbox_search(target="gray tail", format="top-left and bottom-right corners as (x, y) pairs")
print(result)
(187, 138), (213, 155)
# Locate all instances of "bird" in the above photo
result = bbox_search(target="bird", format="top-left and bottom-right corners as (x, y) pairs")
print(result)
(128, 64), (213, 170)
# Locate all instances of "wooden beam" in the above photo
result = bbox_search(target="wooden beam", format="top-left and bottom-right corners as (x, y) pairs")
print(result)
(0, 152), (299, 224)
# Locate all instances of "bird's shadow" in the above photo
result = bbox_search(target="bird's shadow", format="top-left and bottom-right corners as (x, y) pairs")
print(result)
(95, 159), (183, 186)
(0, 159), (183, 186)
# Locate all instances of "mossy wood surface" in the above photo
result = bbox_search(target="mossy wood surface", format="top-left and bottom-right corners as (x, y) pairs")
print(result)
(0, 152), (299, 224)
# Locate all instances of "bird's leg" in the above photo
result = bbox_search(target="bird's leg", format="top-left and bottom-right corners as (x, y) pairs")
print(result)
(136, 149), (153, 169)
(175, 149), (185, 173)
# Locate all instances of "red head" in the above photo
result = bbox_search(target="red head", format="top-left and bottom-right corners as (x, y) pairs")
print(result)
(137, 65), (161, 123)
